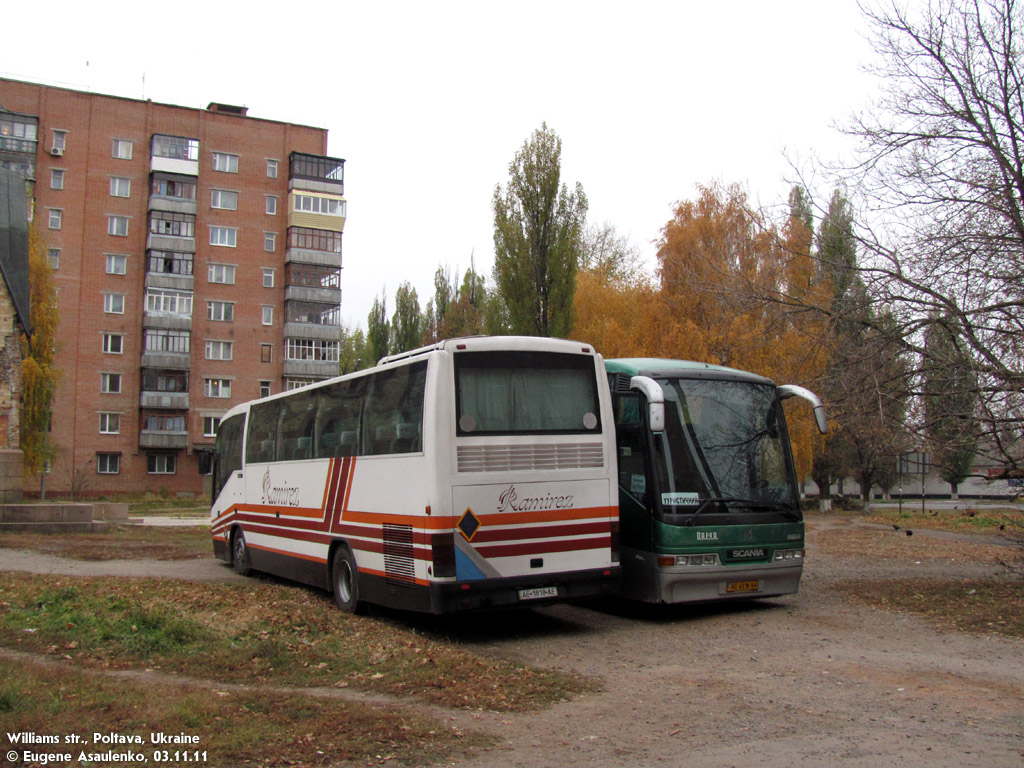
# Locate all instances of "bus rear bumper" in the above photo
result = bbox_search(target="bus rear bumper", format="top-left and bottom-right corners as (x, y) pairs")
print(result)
(427, 566), (621, 614)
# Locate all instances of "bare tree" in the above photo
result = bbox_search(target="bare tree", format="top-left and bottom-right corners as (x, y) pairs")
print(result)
(831, 0), (1024, 470)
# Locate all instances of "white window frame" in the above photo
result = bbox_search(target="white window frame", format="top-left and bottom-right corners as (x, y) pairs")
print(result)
(262, 268), (275, 288)
(100, 372), (122, 394)
(207, 301), (235, 322)
(103, 293), (125, 315)
(99, 412), (120, 435)
(145, 288), (193, 316)
(263, 232), (276, 252)
(112, 139), (133, 160)
(46, 248), (60, 270)
(266, 159), (278, 178)
(205, 340), (233, 361)
(51, 130), (67, 153)
(208, 263), (237, 284)
(209, 226), (238, 248)
(105, 254), (127, 275)
(211, 189), (239, 210)
(147, 454), (177, 475)
(50, 168), (64, 190)
(47, 208), (62, 230)
(109, 176), (131, 198)
(96, 453), (120, 474)
(212, 152), (239, 173)
(202, 416), (221, 437)
(259, 381), (272, 398)
(265, 195), (277, 215)
(261, 305), (273, 325)
(204, 378), (232, 398)
(107, 215), (129, 237)
(102, 333), (124, 354)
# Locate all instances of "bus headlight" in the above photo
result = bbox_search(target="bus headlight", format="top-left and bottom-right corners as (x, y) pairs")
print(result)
(773, 548), (805, 561)
(658, 554), (720, 567)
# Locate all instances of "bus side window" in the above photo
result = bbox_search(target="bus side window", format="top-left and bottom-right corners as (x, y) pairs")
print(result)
(246, 401), (280, 464)
(278, 389), (317, 461)
(363, 362), (426, 456)
(315, 379), (364, 458)
(215, 413), (245, 497)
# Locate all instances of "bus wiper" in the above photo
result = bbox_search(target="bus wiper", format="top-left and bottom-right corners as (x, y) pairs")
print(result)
(682, 496), (757, 525)
(743, 502), (803, 522)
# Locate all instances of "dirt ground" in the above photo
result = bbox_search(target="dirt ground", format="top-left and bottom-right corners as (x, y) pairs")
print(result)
(3, 517), (1023, 768)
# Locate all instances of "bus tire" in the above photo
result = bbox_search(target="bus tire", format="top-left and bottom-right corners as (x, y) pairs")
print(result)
(232, 528), (251, 577)
(332, 547), (364, 614)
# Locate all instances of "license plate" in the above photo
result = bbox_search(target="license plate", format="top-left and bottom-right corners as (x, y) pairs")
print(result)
(518, 586), (558, 601)
(726, 580), (759, 593)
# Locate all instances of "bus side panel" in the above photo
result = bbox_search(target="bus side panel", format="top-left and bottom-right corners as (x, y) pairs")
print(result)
(210, 466), (247, 563)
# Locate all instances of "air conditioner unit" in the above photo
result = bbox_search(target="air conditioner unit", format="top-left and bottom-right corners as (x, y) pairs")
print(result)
(50, 147), (64, 157)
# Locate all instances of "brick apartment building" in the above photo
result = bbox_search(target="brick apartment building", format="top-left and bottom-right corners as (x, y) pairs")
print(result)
(0, 77), (346, 496)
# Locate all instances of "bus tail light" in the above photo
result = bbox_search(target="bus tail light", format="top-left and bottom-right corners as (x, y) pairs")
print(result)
(432, 531), (456, 578)
(609, 519), (620, 563)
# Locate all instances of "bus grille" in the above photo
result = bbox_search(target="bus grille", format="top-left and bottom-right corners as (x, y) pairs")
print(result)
(457, 443), (604, 472)
(382, 523), (416, 586)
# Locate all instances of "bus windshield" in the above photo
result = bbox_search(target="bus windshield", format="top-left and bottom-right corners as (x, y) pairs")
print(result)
(654, 378), (798, 520)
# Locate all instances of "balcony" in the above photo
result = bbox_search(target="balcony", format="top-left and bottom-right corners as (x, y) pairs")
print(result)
(140, 391), (190, 409)
(282, 359), (339, 378)
(287, 192), (347, 233)
(151, 134), (199, 176)
(141, 351), (190, 370)
(139, 431), (189, 449)
(289, 152), (344, 195)
(285, 284), (340, 304)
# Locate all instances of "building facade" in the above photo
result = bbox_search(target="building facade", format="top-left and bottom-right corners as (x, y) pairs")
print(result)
(0, 78), (346, 495)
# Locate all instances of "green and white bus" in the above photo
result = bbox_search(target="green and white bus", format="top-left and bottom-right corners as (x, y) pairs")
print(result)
(605, 359), (827, 604)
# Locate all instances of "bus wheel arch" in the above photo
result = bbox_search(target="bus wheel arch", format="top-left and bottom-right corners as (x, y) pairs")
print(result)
(330, 543), (365, 614)
(231, 526), (251, 577)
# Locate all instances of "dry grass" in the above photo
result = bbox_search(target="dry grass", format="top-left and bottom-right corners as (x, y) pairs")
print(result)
(0, 525), (211, 560)
(0, 572), (595, 712)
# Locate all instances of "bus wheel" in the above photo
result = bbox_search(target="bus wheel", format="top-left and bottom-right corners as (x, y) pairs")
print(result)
(232, 529), (251, 576)
(332, 548), (364, 614)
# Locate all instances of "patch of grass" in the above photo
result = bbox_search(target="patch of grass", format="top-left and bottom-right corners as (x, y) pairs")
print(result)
(0, 655), (485, 767)
(863, 506), (1023, 536)
(0, 573), (596, 712)
(0, 525), (211, 560)
(834, 578), (1024, 639)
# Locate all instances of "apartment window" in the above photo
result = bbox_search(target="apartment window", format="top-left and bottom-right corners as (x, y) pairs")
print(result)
(99, 412), (120, 435)
(142, 370), (188, 393)
(97, 453), (120, 474)
(148, 251), (193, 276)
(204, 378), (232, 398)
(47, 208), (62, 230)
(211, 189), (238, 210)
(266, 159), (278, 178)
(203, 416), (221, 437)
(147, 454), (177, 475)
(143, 413), (186, 432)
(209, 226), (237, 247)
(207, 301), (235, 322)
(105, 254), (127, 275)
(294, 195), (346, 217)
(285, 338), (340, 363)
(144, 329), (190, 354)
(260, 343), (273, 363)
(288, 226), (342, 254)
(151, 134), (198, 161)
(150, 211), (194, 238)
(46, 248), (60, 270)
(205, 340), (233, 361)
(145, 289), (192, 316)
(208, 263), (236, 284)
(259, 381), (272, 398)
(151, 176), (196, 201)
(107, 215), (129, 237)
(103, 293), (125, 314)
(102, 333), (124, 354)
(51, 130), (67, 153)
(50, 169), (64, 190)
(262, 268), (275, 288)
(112, 139), (133, 160)
(265, 195), (277, 215)
(212, 152), (239, 173)
(100, 372), (122, 394)
(263, 232), (276, 252)
(261, 306), (273, 325)
(109, 177), (130, 197)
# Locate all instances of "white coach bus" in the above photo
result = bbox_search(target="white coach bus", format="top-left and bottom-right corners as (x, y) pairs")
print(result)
(204, 336), (621, 614)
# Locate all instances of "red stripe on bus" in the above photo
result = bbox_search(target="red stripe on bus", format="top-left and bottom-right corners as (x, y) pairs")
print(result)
(475, 536), (613, 559)
(470, 521), (611, 542)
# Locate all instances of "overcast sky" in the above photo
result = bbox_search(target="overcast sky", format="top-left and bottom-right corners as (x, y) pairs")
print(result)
(3, 0), (881, 329)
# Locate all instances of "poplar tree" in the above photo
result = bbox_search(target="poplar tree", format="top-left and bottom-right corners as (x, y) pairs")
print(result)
(492, 123), (588, 337)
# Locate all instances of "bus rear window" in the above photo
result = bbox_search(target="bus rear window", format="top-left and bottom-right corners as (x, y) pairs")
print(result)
(455, 351), (600, 435)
